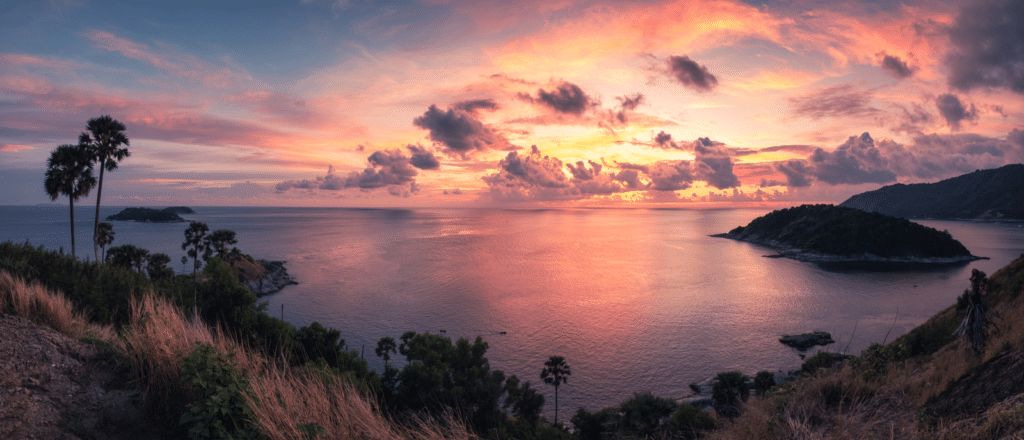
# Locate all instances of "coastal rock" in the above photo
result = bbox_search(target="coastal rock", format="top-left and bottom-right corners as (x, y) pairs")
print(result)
(780, 331), (835, 350)
(237, 259), (297, 296)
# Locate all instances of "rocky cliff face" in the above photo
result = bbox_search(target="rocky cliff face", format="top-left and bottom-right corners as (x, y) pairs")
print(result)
(237, 259), (297, 297)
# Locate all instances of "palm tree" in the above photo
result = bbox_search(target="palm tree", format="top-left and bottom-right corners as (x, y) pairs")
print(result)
(182, 221), (209, 314)
(96, 222), (115, 262)
(375, 336), (397, 368)
(44, 144), (96, 258)
(80, 115), (130, 262)
(541, 355), (571, 425)
(205, 229), (238, 261)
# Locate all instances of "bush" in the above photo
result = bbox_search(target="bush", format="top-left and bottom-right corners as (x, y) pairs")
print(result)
(673, 403), (715, 439)
(712, 371), (749, 417)
(618, 391), (677, 438)
(754, 371), (776, 395)
(571, 407), (614, 440)
(179, 343), (265, 440)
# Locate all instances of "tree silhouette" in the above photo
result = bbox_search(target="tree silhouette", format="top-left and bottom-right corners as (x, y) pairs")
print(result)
(147, 253), (173, 280)
(96, 222), (115, 262)
(375, 336), (397, 368)
(205, 229), (238, 261)
(955, 269), (998, 354)
(79, 115), (130, 262)
(182, 221), (209, 313)
(44, 144), (96, 258)
(541, 355), (571, 425)
(106, 244), (149, 274)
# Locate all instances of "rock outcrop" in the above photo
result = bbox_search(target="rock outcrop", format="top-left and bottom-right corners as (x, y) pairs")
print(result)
(779, 331), (835, 350)
(232, 258), (297, 297)
(0, 314), (162, 440)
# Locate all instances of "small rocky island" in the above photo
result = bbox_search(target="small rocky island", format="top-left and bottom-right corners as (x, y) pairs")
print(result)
(712, 204), (983, 265)
(226, 255), (297, 296)
(105, 207), (191, 223)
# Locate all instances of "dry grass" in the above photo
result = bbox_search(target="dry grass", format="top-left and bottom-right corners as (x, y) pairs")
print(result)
(0, 271), (117, 343)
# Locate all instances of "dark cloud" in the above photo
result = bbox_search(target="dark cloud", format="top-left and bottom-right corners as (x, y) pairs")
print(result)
(407, 144), (440, 170)
(413, 104), (513, 157)
(629, 160), (695, 191)
(653, 131), (682, 150)
(667, 55), (718, 92)
(945, 0), (1024, 94)
(453, 99), (499, 113)
(276, 149), (424, 196)
(935, 93), (978, 130)
(879, 53), (914, 79)
(693, 140), (740, 189)
(613, 93), (645, 123)
(519, 82), (594, 115)
(789, 85), (879, 119)
(772, 160), (814, 187)
(809, 133), (896, 185)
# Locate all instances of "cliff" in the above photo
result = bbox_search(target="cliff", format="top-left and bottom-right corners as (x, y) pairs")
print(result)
(227, 255), (297, 296)
(839, 164), (1024, 220)
(713, 204), (980, 265)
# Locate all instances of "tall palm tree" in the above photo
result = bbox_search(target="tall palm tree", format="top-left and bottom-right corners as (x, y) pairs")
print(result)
(80, 115), (130, 262)
(96, 221), (115, 262)
(375, 336), (397, 368)
(44, 144), (96, 258)
(182, 221), (209, 314)
(541, 355), (571, 425)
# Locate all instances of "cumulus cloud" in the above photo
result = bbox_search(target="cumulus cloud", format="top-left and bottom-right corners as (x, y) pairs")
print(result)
(767, 130), (1023, 187)
(692, 140), (741, 189)
(653, 131), (681, 150)
(789, 85), (879, 120)
(519, 82), (595, 115)
(878, 53), (914, 79)
(407, 144), (440, 170)
(945, 0), (1024, 94)
(613, 93), (645, 123)
(935, 93), (978, 130)
(413, 104), (513, 157)
(667, 55), (718, 92)
(276, 149), (428, 196)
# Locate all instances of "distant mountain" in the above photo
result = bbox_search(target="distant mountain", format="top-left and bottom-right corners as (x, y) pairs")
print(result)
(839, 164), (1024, 220)
(713, 204), (980, 265)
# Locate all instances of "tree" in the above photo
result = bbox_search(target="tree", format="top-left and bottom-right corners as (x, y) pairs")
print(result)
(541, 355), (571, 425)
(375, 336), (397, 368)
(106, 244), (149, 274)
(711, 371), (749, 418)
(147, 253), (173, 280)
(96, 222), (115, 262)
(618, 392), (677, 438)
(504, 375), (545, 427)
(44, 144), (96, 258)
(205, 229), (238, 261)
(182, 221), (209, 313)
(79, 115), (130, 262)
(955, 269), (998, 354)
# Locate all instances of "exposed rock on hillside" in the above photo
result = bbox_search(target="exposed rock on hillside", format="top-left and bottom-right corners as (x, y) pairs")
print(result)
(713, 204), (982, 265)
(840, 164), (1024, 220)
(780, 331), (835, 350)
(229, 256), (297, 296)
(0, 314), (163, 440)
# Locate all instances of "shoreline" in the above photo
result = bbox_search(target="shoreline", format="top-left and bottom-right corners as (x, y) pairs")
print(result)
(711, 232), (986, 266)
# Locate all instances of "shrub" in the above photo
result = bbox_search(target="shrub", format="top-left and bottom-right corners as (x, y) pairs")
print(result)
(672, 403), (715, 439)
(179, 343), (265, 440)
(712, 371), (749, 417)
(754, 370), (777, 395)
(618, 391), (677, 438)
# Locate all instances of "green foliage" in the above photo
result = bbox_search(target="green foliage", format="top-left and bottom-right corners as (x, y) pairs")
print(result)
(800, 351), (838, 376)
(851, 341), (909, 380)
(618, 391), (678, 438)
(571, 407), (614, 440)
(147, 253), (174, 280)
(540, 355), (571, 424)
(754, 371), (777, 395)
(673, 403), (716, 439)
(503, 375), (544, 427)
(107, 244), (149, 274)
(205, 230), (238, 261)
(179, 343), (265, 440)
(712, 371), (749, 417)
(375, 336), (397, 367)
(44, 143), (96, 257)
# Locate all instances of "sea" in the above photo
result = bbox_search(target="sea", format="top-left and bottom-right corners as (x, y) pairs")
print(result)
(3, 205), (1024, 418)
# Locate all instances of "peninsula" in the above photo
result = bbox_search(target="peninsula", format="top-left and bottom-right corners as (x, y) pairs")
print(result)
(839, 164), (1024, 220)
(105, 207), (190, 223)
(713, 204), (982, 265)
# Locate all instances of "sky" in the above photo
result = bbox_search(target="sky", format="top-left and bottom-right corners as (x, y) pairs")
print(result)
(1, 0), (1022, 207)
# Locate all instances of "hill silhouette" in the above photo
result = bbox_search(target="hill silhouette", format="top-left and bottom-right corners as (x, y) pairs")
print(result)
(839, 164), (1024, 220)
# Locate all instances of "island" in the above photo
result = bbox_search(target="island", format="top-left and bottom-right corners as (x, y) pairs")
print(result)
(105, 207), (188, 223)
(839, 164), (1024, 220)
(161, 206), (196, 215)
(712, 204), (983, 265)
(226, 254), (297, 296)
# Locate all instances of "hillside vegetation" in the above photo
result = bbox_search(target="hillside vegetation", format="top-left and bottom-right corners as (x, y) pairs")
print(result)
(839, 164), (1024, 220)
(716, 204), (977, 262)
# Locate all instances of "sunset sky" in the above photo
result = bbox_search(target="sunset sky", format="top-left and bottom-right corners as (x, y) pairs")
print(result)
(2, 0), (1022, 207)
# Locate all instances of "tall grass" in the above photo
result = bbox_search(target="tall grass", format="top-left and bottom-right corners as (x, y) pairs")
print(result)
(0, 271), (116, 342)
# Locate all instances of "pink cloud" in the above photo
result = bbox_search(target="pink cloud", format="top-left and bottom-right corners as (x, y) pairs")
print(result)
(0, 144), (34, 153)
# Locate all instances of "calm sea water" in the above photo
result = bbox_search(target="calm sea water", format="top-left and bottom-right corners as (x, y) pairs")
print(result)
(3, 205), (1024, 417)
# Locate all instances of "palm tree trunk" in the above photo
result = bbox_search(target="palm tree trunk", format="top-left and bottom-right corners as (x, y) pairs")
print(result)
(554, 385), (559, 425)
(93, 164), (105, 262)
(69, 197), (75, 258)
